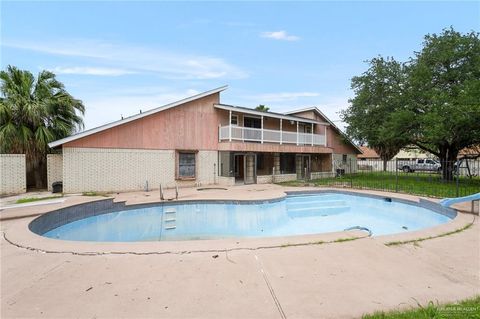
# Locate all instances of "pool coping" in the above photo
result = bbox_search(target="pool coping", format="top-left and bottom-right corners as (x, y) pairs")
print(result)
(2, 188), (475, 255)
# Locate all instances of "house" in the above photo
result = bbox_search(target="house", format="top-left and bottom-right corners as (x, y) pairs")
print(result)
(357, 146), (380, 160)
(48, 86), (361, 193)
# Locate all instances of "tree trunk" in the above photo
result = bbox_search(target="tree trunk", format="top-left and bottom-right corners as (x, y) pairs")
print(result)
(439, 146), (458, 181)
(383, 158), (388, 172)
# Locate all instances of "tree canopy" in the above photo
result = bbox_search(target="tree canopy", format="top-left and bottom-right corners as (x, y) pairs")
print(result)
(0, 65), (85, 187)
(255, 104), (270, 112)
(342, 28), (480, 179)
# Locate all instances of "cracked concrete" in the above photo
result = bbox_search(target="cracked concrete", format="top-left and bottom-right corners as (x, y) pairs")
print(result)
(1, 186), (479, 318)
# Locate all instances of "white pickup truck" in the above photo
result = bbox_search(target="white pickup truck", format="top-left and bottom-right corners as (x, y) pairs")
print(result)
(396, 159), (442, 173)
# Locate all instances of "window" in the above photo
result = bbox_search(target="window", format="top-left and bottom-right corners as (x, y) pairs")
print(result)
(231, 114), (238, 126)
(418, 159), (425, 164)
(342, 154), (348, 164)
(178, 152), (195, 178)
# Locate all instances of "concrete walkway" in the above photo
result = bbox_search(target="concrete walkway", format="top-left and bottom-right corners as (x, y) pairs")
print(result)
(1, 186), (479, 318)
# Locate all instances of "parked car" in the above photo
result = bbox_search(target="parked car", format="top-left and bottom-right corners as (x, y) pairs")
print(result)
(396, 159), (441, 173)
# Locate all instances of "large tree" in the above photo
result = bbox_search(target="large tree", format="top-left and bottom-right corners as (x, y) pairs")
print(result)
(343, 28), (480, 180)
(405, 28), (480, 180)
(0, 66), (85, 188)
(341, 57), (409, 171)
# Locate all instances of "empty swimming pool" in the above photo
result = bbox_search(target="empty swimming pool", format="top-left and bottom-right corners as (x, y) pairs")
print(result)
(32, 192), (454, 242)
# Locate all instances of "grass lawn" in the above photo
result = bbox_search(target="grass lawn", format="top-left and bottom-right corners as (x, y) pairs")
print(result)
(362, 295), (480, 319)
(16, 195), (62, 204)
(280, 171), (480, 198)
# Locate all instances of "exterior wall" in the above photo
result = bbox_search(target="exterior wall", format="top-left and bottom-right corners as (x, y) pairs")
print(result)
(257, 175), (273, 184)
(217, 176), (235, 186)
(310, 171), (334, 179)
(62, 147), (217, 193)
(332, 154), (357, 174)
(0, 154), (26, 195)
(218, 142), (332, 154)
(272, 173), (297, 183)
(65, 93), (221, 150)
(47, 154), (63, 191)
(289, 110), (359, 155)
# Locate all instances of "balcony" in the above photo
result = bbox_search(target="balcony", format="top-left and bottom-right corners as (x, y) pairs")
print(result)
(219, 125), (327, 146)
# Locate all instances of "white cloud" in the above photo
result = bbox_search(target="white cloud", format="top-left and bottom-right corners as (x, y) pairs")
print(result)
(260, 31), (300, 41)
(3, 39), (248, 80)
(51, 66), (135, 76)
(81, 88), (202, 129)
(247, 92), (320, 102)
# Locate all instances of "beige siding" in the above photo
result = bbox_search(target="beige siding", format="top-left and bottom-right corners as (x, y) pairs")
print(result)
(62, 148), (218, 193)
(47, 154), (63, 191)
(332, 154), (357, 174)
(0, 154), (26, 195)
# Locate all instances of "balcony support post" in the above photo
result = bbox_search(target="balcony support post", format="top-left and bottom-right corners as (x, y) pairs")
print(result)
(280, 119), (282, 144)
(261, 116), (264, 144)
(229, 110), (232, 142)
(325, 125), (327, 146)
(311, 123), (314, 146)
(296, 121), (299, 145)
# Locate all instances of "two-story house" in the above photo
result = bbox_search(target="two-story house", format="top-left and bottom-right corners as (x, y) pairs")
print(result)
(48, 86), (361, 193)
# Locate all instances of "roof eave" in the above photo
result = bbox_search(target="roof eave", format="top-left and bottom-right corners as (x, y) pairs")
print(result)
(48, 85), (228, 148)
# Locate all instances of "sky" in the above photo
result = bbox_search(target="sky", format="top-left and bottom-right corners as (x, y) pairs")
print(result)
(1, 1), (479, 131)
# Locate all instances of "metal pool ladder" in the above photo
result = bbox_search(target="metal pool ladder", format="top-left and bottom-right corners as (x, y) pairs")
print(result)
(164, 208), (177, 230)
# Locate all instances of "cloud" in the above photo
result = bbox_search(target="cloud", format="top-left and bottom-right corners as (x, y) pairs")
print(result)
(260, 31), (300, 41)
(81, 88), (203, 129)
(3, 39), (248, 80)
(50, 66), (135, 76)
(247, 92), (320, 102)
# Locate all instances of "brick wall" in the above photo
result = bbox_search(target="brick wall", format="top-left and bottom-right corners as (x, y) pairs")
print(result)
(47, 154), (63, 191)
(0, 154), (26, 195)
(62, 148), (218, 193)
(257, 175), (273, 184)
(272, 173), (297, 183)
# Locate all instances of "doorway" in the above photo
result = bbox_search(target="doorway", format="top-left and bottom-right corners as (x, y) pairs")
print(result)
(234, 153), (257, 184)
(296, 154), (311, 180)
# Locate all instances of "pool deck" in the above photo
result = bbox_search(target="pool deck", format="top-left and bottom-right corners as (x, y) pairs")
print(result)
(1, 185), (479, 318)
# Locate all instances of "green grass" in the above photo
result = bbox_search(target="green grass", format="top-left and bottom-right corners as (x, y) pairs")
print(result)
(280, 171), (480, 198)
(362, 295), (480, 319)
(15, 195), (62, 204)
(385, 221), (474, 246)
(82, 191), (110, 197)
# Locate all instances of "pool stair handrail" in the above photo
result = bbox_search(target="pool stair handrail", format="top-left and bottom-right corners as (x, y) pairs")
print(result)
(159, 184), (164, 200)
(344, 226), (373, 237)
(439, 192), (480, 207)
(175, 185), (179, 200)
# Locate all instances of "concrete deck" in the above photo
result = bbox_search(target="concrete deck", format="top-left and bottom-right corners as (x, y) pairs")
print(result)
(1, 185), (479, 318)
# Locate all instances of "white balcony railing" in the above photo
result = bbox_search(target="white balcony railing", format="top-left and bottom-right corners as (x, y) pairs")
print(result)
(219, 125), (327, 146)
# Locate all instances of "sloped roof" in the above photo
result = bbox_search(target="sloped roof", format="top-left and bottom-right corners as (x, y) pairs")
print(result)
(48, 85), (228, 148)
(214, 103), (329, 125)
(358, 146), (380, 159)
(285, 107), (363, 154)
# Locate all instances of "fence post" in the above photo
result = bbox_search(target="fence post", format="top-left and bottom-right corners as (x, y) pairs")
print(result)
(395, 158), (398, 193)
(455, 161), (459, 197)
(350, 158), (353, 188)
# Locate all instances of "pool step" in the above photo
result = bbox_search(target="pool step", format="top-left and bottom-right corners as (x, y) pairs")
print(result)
(164, 209), (177, 230)
(286, 200), (347, 210)
(287, 205), (350, 218)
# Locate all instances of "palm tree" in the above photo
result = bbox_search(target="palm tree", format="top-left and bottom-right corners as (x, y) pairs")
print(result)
(255, 104), (270, 112)
(0, 65), (85, 188)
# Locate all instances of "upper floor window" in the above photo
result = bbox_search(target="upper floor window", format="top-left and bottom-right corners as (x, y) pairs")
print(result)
(231, 114), (238, 126)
